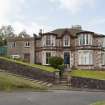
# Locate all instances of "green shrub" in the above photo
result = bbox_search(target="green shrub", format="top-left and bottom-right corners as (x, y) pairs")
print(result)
(49, 56), (63, 69)
(58, 64), (65, 71)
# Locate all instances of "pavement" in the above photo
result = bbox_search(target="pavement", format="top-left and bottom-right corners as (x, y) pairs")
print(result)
(0, 90), (105, 105)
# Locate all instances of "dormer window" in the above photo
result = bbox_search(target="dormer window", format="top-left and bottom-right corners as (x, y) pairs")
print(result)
(63, 35), (70, 47)
(24, 41), (30, 47)
(79, 33), (92, 45)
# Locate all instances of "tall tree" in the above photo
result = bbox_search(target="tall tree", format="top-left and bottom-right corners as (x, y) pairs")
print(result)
(0, 25), (15, 46)
(18, 30), (30, 38)
(0, 25), (15, 39)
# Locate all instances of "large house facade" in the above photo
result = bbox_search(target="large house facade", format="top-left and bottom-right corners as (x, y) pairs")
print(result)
(7, 26), (105, 70)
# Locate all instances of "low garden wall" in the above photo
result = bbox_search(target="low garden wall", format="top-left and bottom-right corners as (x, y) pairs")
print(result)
(71, 77), (105, 90)
(0, 59), (55, 83)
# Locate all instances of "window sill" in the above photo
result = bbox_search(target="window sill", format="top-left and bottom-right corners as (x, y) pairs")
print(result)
(63, 46), (70, 47)
(78, 65), (93, 66)
(78, 45), (92, 46)
(43, 45), (56, 47)
(24, 46), (30, 48)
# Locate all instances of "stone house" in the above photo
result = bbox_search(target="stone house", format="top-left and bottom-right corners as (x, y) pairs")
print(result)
(7, 35), (35, 63)
(7, 26), (105, 70)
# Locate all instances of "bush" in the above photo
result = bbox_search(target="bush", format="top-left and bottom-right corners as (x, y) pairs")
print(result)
(49, 56), (63, 69)
(58, 64), (65, 71)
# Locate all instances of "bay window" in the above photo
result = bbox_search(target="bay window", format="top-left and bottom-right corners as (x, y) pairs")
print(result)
(79, 33), (92, 45)
(102, 52), (105, 65)
(102, 38), (105, 47)
(78, 50), (93, 65)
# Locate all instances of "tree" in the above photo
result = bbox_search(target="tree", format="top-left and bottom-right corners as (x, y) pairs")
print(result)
(0, 25), (14, 38)
(0, 25), (15, 46)
(49, 56), (63, 69)
(18, 30), (30, 38)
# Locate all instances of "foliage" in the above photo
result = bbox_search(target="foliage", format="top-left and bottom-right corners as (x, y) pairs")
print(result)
(18, 30), (30, 38)
(0, 25), (14, 38)
(0, 72), (46, 91)
(0, 56), (56, 72)
(58, 64), (65, 71)
(71, 70), (105, 80)
(49, 56), (63, 69)
(0, 36), (6, 46)
(0, 25), (15, 46)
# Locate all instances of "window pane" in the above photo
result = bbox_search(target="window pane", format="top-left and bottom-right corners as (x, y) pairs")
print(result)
(79, 34), (92, 45)
(86, 34), (88, 45)
(78, 51), (92, 65)
(46, 52), (51, 64)
(64, 35), (69, 46)
(46, 36), (51, 46)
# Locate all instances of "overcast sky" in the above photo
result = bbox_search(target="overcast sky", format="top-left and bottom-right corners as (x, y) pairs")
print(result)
(0, 0), (105, 35)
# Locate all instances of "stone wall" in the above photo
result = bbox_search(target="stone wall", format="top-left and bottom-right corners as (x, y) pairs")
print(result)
(0, 59), (55, 83)
(71, 77), (105, 90)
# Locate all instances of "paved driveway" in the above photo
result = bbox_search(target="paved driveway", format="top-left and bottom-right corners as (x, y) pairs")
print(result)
(0, 90), (105, 105)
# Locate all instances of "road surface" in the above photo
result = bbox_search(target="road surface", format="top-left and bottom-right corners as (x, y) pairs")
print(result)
(0, 90), (105, 105)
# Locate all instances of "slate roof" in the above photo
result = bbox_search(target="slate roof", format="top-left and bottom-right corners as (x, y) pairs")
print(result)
(44, 28), (105, 38)
(51, 28), (82, 37)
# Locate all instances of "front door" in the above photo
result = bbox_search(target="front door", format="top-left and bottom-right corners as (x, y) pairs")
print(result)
(64, 52), (70, 64)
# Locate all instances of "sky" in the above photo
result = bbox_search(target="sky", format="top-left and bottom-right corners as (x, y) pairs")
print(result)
(0, 0), (105, 35)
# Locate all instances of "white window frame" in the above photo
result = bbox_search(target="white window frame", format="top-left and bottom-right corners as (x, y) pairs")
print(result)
(63, 35), (70, 47)
(78, 50), (93, 65)
(46, 52), (51, 64)
(10, 42), (16, 48)
(46, 35), (51, 46)
(102, 52), (105, 65)
(24, 41), (30, 47)
(79, 34), (92, 46)
(102, 38), (105, 47)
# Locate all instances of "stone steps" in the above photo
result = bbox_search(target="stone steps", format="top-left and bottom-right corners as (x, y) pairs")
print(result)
(0, 70), (53, 88)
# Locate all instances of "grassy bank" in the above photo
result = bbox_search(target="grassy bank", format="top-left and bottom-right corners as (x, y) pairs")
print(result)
(0, 72), (47, 91)
(0, 57), (56, 72)
(71, 70), (105, 80)
(90, 101), (105, 105)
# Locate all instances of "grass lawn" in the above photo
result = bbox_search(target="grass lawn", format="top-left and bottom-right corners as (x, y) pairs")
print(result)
(0, 71), (47, 91)
(90, 101), (105, 105)
(70, 70), (105, 80)
(0, 57), (56, 73)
